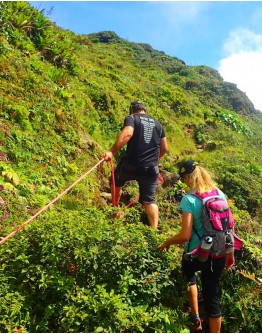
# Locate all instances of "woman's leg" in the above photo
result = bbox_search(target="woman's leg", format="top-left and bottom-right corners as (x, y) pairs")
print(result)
(209, 316), (222, 333)
(188, 283), (199, 316)
(201, 257), (226, 333)
(182, 258), (203, 331)
(188, 283), (202, 331)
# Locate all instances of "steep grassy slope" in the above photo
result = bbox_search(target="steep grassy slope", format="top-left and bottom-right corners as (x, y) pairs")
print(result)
(0, 2), (261, 332)
(1, 5), (261, 219)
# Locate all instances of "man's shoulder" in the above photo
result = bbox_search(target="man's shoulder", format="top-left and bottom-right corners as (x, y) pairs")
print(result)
(124, 114), (135, 124)
(125, 113), (163, 129)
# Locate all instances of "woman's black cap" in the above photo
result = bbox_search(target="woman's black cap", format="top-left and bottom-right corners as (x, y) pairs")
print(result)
(179, 160), (198, 177)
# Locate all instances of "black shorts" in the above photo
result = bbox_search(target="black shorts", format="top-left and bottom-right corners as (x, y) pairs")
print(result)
(113, 159), (159, 204)
(181, 256), (226, 318)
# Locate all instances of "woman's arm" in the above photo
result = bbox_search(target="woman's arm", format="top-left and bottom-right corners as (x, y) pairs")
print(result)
(159, 211), (193, 252)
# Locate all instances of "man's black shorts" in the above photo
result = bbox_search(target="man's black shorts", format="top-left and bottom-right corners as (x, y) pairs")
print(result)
(113, 159), (159, 204)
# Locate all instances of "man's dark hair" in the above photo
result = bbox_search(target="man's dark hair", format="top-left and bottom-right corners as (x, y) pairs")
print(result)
(129, 100), (147, 114)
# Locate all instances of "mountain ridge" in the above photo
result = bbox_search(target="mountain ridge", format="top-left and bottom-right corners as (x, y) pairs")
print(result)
(88, 30), (257, 115)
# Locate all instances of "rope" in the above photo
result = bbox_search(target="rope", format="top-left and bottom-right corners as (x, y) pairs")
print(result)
(0, 158), (105, 246)
(126, 197), (139, 208)
(110, 160), (117, 207)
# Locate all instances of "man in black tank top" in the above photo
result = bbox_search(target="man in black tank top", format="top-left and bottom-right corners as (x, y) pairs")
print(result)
(103, 100), (168, 229)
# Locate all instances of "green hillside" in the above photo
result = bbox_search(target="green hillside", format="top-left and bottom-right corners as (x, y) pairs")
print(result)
(0, 2), (261, 333)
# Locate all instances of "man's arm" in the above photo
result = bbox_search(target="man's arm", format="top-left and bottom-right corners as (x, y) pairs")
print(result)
(159, 137), (168, 160)
(103, 126), (134, 161)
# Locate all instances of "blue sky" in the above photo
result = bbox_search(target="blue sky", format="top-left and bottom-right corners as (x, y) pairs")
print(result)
(29, 1), (262, 112)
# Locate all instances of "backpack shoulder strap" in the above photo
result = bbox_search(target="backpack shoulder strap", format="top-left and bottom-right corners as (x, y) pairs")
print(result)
(193, 189), (221, 203)
(192, 225), (202, 241)
(193, 191), (203, 200)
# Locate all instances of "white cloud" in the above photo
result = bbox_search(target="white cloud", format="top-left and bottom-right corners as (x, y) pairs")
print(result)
(218, 29), (262, 112)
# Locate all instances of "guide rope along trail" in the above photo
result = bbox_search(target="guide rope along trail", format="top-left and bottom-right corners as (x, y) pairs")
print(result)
(0, 158), (117, 246)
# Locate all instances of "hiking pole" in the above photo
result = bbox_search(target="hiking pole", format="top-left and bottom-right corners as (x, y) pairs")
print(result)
(0, 158), (105, 246)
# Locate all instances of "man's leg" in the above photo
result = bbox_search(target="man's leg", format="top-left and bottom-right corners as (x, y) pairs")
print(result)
(143, 202), (158, 229)
(111, 185), (122, 206)
(139, 173), (158, 229)
(111, 161), (126, 206)
(115, 186), (122, 205)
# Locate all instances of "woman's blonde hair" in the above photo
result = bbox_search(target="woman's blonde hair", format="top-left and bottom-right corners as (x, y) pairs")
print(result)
(187, 165), (217, 194)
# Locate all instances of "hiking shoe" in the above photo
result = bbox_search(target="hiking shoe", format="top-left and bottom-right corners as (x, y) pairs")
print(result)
(190, 316), (203, 333)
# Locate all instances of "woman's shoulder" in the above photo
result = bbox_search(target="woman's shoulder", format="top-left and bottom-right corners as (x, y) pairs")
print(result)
(180, 192), (201, 205)
(179, 192), (201, 213)
(184, 192), (198, 199)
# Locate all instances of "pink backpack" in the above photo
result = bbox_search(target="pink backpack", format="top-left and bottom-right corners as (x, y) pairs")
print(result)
(194, 189), (242, 257)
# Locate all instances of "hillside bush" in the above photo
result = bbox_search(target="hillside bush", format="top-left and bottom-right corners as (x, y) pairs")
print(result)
(0, 208), (187, 332)
(0, 206), (261, 332)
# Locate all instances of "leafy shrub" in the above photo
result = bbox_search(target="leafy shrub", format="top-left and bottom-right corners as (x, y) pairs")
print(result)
(214, 109), (252, 136)
(0, 206), (260, 332)
(0, 162), (20, 186)
(195, 123), (212, 145)
(0, 208), (188, 332)
(7, 104), (32, 131)
(220, 270), (262, 333)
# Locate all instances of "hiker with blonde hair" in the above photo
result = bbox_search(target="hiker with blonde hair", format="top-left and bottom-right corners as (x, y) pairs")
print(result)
(159, 160), (235, 333)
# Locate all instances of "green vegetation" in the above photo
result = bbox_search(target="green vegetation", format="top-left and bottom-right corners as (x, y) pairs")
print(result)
(0, 2), (261, 332)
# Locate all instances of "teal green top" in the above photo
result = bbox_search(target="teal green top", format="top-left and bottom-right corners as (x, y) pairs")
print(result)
(178, 190), (227, 252)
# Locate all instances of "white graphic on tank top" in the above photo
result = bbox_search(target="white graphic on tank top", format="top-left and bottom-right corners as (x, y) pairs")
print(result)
(140, 116), (155, 143)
